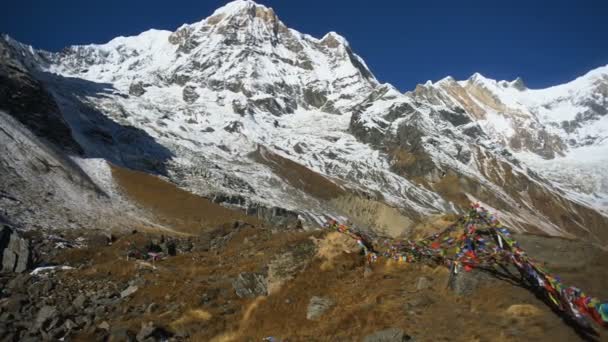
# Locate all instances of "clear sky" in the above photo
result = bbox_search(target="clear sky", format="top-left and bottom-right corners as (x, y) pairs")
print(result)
(2, 0), (607, 91)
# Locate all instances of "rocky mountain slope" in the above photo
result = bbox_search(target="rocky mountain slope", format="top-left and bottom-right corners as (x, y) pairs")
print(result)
(0, 0), (607, 243)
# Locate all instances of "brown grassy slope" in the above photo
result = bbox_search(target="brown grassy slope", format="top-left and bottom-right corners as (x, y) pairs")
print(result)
(54, 228), (608, 342)
(111, 164), (261, 234)
(250, 146), (346, 200)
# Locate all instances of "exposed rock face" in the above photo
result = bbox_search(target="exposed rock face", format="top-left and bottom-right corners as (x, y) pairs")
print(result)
(232, 272), (268, 298)
(128, 81), (146, 96)
(0, 38), (82, 155)
(0, 224), (32, 273)
(182, 85), (199, 103)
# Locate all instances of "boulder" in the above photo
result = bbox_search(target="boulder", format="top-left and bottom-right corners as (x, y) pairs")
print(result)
(0, 225), (32, 273)
(448, 268), (485, 296)
(121, 285), (139, 298)
(232, 272), (267, 298)
(403, 295), (434, 311)
(128, 82), (146, 97)
(182, 85), (199, 104)
(306, 296), (334, 321)
(98, 321), (111, 331)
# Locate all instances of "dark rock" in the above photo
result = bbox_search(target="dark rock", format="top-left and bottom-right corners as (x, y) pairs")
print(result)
(303, 87), (328, 108)
(223, 121), (243, 133)
(182, 85), (199, 104)
(438, 109), (472, 126)
(0, 46), (82, 154)
(293, 142), (306, 154)
(232, 272), (267, 298)
(200, 289), (220, 306)
(232, 99), (251, 116)
(251, 96), (294, 116)
(306, 296), (334, 321)
(363, 328), (413, 342)
(448, 269), (482, 296)
(129, 82), (146, 97)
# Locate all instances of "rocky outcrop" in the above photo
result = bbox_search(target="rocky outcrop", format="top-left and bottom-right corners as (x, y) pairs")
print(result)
(182, 85), (199, 103)
(0, 224), (32, 273)
(232, 272), (268, 298)
(128, 81), (146, 96)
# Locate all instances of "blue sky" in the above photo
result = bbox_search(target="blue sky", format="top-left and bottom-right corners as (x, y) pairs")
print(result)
(2, 0), (607, 91)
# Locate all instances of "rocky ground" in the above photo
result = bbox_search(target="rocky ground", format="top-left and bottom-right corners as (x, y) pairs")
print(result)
(1, 215), (608, 341)
(1, 155), (607, 342)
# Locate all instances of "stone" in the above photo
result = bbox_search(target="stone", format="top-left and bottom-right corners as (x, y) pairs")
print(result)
(121, 285), (139, 298)
(136, 322), (171, 342)
(34, 305), (57, 330)
(306, 296), (334, 321)
(0, 226), (32, 273)
(182, 85), (199, 104)
(223, 121), (244, 134)
(98, 321), (110, 331)
(232, 272), (267, 298)
(415, 276), (432, 291)
(363, 328), (413, 342)
(403, 295), (434, 310)
(73, 294), (87, 308)
(129, 82), (146, 97)
(448, 269), (481, 296)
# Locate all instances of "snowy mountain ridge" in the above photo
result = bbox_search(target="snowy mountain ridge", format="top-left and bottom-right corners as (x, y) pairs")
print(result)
(1, 0), (607, 242)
